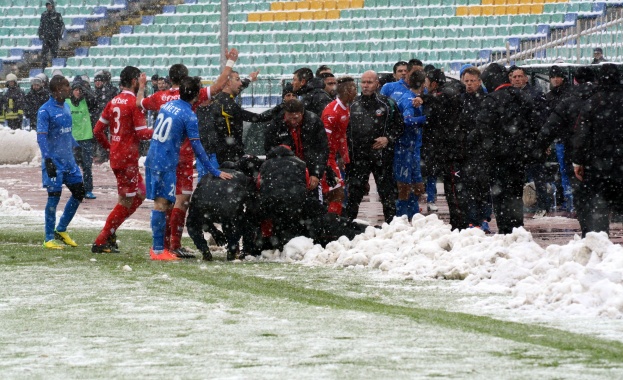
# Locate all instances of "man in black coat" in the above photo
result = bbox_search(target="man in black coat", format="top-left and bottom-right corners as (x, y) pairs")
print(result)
(344, 70), (404, 223)
(573, 64), (623, 235)
(38, 1), (64, 63)
(468, 63), (541, 234)
(92, 71), (119, 162)
(202, 71), (274, 163)
(538, 67), (596, 237)
(264, 99), (328, 196)
(301, 72), (335, 116)
(24, 77), (50, 129)
(186, 158), (261, 261)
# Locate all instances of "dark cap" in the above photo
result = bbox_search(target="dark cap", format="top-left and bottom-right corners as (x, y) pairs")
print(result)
(71, 76), (84, 89)
(549, 65), (565, 78)
(151, 74), (159, 81)
(594, 47), (603, 54)
(598, 63), (620, 86)
(573, 67), (595, 84)
(282, 82), (294, 98)
(426, 69), (446, 85)
(94, 71), (105, 81)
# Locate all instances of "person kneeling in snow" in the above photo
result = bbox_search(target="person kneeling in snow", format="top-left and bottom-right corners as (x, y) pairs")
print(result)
(186, 156), (262, 261)
(257, 145), (368, 252)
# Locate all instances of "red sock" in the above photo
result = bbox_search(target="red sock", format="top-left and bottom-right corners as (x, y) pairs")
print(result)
(95, 204), (131, 245)
(328, 201), (343, 215)
(261, 219), (273, 237)
(126, 196), (144, 218)
(169, 207), (187, 251)
(164, 208), (172, 250)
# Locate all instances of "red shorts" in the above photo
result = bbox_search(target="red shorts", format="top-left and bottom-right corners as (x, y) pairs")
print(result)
(113, 166), (145, 197)
(321, 160), (344, 194)
(175, 159), (194, 195)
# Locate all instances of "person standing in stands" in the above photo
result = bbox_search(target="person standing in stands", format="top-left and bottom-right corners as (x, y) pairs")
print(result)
(136, 49), (239, 258)
(67, 77), (97, 200)
(38, 1), (65, 65)
(344, 70), (404, 223)
(92, 66), (153, 253)
(145, 76), (232, 261)
(2, 74), (26, 130)
(37, 75), (85, 250)
(591, 47), (607, 64)
(320, 77), (357, 215)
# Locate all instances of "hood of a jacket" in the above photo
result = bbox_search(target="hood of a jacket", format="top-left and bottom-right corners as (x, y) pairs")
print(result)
(267, 145), (295, 160)
(308, 77), (325, 90)
(481, 63), (509, 93)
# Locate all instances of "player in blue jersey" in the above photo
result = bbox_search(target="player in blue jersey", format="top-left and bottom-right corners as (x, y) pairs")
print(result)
(36, 75), (86, 249)
(145, 76), (232, 261)
(380, 60), (409, 101)
(394, 70), (427, 220)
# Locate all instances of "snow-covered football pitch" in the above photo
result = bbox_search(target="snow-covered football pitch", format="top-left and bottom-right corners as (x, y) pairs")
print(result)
(1, 207), (623, 378)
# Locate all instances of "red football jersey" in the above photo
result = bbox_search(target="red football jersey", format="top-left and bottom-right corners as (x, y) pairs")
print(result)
(141, 87), (211, 163)
(94, 90), (149, 169)
(321, 98), (350, 165)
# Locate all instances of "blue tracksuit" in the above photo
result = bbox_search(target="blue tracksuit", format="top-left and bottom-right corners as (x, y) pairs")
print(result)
(394, 90), (425, 184)
(380, 79), (409, 102)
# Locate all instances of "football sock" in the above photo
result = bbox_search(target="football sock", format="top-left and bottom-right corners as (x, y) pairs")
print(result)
(95, 204), (131, 246)
(396, 200), (409, 218)
(127, 196), (144, 218)
(164, 208), (172, 250)
(56, 196), (81, 233)
(151, 210), (167, 252)
(169, 207), (186, 251)
(406, 193), (419, 220)
(45, 195), (61, 241)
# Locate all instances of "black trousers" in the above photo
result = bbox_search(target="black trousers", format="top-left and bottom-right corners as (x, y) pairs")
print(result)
(583, 170), (623, 236)
(489, 163), (525, 234)
(442, 162), (470, 230)
(344, 153), (396, 223)
(41, 38), (59, 61)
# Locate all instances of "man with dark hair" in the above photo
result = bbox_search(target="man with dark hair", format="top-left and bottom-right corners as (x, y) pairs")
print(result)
(25, 76), (50, 128)
(92, 70), (119, 163)
(344, 70), (404, 223)
(37, 75), (85, 249)
(38, 1), (64, 64)
(592, 47), (606, 64)
(301, 72), (335, 116)
(460, 67), (491, 231)
(158, 76), (171, 91)
(380, 61), (408, 100)
(202, 70), (275, 165)
(136, 49), (239, 257)
(538, 66), (596, 236)
(394, 70), (428, 219)
(573, 64), (623, 235)
(316, 65), (332, 77)
(468, 63), (540, 234)
(407, 59), (424, 73)
(92, 66), (153, 253)
(264, 99), (329, 198)
(150, 74), (160, 94)
(320, 76), (357, 215)
(292, 67), (314, 96)
(144, 76), (232, 261)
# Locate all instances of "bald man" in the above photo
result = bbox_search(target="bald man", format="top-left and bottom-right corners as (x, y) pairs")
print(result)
(343, 71), (404, 223)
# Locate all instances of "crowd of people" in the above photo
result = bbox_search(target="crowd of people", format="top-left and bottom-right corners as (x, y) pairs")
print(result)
(32, 48), (623, 260)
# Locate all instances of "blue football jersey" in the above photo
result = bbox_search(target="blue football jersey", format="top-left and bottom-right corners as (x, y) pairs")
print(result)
(37, 97), (77, 170)
(145, 99), (200, 172)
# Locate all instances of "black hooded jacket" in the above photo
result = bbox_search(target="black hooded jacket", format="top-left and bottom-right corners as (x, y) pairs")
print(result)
(24, 86), (50, 125)
(264, 110), (328, 179)
(574, 83), (623, 176)
(38, 9), (64, 41)
(259, 146), (308, 214)
(347, 92), (404, 162)
(301, 77), (333, 116)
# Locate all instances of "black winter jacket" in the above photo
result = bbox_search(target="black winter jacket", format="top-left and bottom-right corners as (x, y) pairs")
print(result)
(24, 87), (49, 125)
(347, 92), (404, 162)
(470, 85), (541, 165)
(91, 83), (119, 127)
(202, 92), (274, 163)
(38, 10), (64, 41)
(259, 146), (308, 214)
(459, 87), (485, 162)
(301, 77), (334, 116)
(264, 110), (328, 179)
(574, 84), (623, 175)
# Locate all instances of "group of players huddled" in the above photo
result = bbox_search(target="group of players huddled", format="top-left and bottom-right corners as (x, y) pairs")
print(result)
(36, 48), (623, 260)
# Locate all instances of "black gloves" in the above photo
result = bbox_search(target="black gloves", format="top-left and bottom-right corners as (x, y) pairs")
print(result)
(45, 158), (57, 178)
(325, 168), (338, 188)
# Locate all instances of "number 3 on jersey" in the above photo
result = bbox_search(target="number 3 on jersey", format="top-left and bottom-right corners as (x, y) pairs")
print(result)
(153, 113), (173, 143)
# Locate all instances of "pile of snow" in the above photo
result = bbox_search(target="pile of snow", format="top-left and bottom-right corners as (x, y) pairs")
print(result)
(264, 214), (623, 318)
(0, 128), (40, 165)
(0, 188), (33, 214)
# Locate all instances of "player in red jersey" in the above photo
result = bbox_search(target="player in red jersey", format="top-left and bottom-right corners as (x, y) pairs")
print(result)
(321, 77), (358, 215)
(91, 66), (152, 253)
(135, 49), (239, 258)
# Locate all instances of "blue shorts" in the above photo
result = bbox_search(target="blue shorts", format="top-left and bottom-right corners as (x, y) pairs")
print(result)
(42, 162), (83, 193)
(145, 168), (177, 203)
(393, 145), (422, 184)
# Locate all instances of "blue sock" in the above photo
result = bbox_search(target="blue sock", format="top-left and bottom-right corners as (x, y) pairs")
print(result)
(151, 210), (166, 251)
(407, 193), (420, 219)
(396, 200), (409, 217)
(56, 196), (81, 232)
(45, 195), (61, 241)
